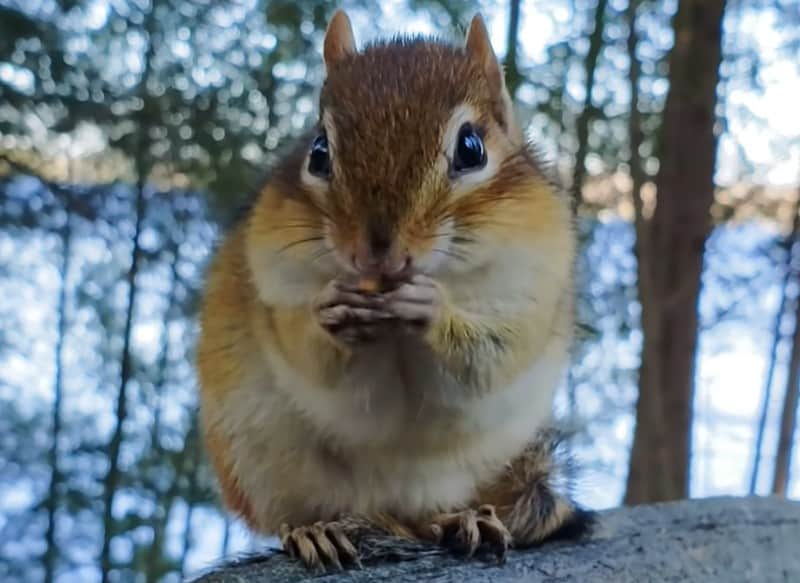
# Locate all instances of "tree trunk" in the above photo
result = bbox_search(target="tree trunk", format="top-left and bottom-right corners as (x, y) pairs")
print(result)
(99, 5), (158, 581)
(145, 245), (182, 582)
(625, 0), (727, 505)
(43, 184), (73, 583)
(627, 0), (645, 235)
(750, 189), (800, 494)
(99, 175), (147, 582)
(180, 423), (202, 577)
(627, 0), (651, 335)
(772, 259), (800, 496)
(570, 0), (609, 213)
(503, 0), (522, 100)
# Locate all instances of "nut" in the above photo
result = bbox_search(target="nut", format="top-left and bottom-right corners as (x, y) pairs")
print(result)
(357, 277), (381, 293)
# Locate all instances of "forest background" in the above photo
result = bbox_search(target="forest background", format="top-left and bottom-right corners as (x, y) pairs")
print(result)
(0, 0), (799, 581)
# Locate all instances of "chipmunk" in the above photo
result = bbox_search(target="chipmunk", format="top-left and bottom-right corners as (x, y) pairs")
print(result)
(197, 10), (590, 571)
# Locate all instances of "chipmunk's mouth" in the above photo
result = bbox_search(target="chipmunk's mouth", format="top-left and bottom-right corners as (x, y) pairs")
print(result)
(323, 219), (459, 281)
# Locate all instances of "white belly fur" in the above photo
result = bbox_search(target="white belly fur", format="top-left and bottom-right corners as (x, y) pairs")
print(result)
(213, 334), (568, 527)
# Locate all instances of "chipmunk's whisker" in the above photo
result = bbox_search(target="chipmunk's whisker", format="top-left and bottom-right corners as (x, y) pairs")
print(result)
(432, 247), (469, 263)
(276, 236), (325, 254)
(309, 248), (334, 265)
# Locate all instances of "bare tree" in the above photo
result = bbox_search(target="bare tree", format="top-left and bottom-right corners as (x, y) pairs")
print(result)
(571, 0), (609, 212)
(625, 0), (728, 504)
(503, 0), (522, 100)
(43, 178), (74, 583)
(627, 0), (646, 239)
(144, 242), (182, 582)
(179, 422), (202, 577)
(99, 4), (158, 580)
(99, 179), (147, 583)
(772, 212), (800, 495)
(749, 188), (800, 494)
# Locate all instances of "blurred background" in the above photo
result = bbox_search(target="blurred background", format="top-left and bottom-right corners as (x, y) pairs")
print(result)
(0, 0), (798, 581)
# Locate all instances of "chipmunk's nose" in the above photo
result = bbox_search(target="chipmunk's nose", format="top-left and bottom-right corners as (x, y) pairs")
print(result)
(369, 226), (392, 257)
(352, 247), (410, 276)
(352, 226), (410, 276)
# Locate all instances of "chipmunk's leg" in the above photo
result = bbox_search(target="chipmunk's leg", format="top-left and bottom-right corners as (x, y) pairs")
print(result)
(416, 432), (593, 562)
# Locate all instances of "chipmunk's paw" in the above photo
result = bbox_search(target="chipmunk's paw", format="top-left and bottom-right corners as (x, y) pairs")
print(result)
(280, 521), (362, 572)
(382, 274), (444, 334)
(427, 505), (511, 563)
(313, 278), (393, 345)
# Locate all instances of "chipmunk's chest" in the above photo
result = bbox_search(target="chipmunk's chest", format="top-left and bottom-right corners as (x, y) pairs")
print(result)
(286, 336), (563, 516)
(279, 333), (565, 454)
(323, 337), (471, 444)
(218, 335), (567, 524)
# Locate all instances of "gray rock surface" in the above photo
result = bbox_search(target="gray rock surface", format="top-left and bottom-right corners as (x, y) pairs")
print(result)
(190, 496), (800, 582)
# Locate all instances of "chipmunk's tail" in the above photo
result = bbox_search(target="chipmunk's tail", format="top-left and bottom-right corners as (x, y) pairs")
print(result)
(492, 425), (597, 547)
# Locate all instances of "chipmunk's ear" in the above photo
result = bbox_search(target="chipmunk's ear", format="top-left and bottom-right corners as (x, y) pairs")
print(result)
(324, 10), (357, 70)
(465, 13), (516, 133)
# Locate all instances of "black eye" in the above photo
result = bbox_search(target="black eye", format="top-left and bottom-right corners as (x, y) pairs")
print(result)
(308, 132), (331, 178)
(453, 123), (486, 173)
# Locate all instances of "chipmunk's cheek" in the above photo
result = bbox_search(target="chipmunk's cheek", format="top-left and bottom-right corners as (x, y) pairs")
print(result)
(411, 219), (456, 275)
(413, 249), (445, 275)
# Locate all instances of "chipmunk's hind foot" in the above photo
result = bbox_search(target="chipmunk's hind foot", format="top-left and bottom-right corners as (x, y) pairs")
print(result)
(279, 521), (362, 573)
(427, 504), (512, 563)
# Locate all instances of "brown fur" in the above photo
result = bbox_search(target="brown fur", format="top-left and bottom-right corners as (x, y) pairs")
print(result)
(318, 39), (526, 237)
(197, 10), (586, 568)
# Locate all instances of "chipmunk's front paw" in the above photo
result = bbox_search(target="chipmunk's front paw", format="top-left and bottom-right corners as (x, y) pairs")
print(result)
(428, 505), (511, 563)
(313, 279), (393, 345)
(382, 274), (443, 334)
(280, 521), (362, 572)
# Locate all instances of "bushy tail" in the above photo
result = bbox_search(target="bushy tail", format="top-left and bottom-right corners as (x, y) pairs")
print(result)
(485, 425), (596, 547)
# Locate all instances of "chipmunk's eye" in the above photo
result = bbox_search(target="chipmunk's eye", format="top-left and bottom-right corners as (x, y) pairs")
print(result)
(308, 132), (331, 178)
(453, 123), (486, 173)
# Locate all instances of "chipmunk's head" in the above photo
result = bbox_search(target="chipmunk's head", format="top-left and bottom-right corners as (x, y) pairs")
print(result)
(249, 10), (572, 302)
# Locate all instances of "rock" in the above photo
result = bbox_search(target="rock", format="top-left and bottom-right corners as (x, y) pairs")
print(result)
(190, 496), (800, 582)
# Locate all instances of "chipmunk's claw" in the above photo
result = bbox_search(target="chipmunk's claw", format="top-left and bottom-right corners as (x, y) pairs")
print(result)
(280, 521), (361, 572)
(428, 505), (511, 563)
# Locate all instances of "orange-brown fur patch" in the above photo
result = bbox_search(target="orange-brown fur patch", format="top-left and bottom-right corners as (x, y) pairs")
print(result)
(202, 418), (255, 525)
